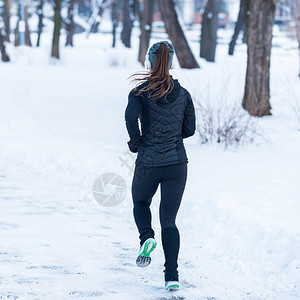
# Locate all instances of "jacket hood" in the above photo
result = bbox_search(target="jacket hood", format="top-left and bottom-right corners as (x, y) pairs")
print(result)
(156, 77), (181, 104)
(137, 76), (181, 104)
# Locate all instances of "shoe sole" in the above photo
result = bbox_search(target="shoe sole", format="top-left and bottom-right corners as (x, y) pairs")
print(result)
(166, 284), (180, 291)
(136, 238), (157, 267)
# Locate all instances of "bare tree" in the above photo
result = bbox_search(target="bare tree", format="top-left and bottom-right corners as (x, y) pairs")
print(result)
(121, 0), (134, 48)
(65, 0), (75, 46)
(111, 0), (119, 47)
(0, 28), (10, 62)
(138, 0), (154, 64)
(228, 0), (245, 55)
(89, 0), (108, 34)
(51, 0), (62, 58)
(25, 4), (32, 46)
(157, 0), (199, 69)
(36, 0), (44, 47)
(242, 0), (278, 117)
(294, 0), (300, 77)
(4, 0), (12, 42)
(200, 0), (221, 62)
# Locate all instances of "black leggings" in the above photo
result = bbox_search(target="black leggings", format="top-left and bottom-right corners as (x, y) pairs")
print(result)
(131, 162), (187, 281)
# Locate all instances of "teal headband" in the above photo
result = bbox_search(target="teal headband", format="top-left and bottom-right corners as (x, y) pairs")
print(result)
(148, 41), (174, 69)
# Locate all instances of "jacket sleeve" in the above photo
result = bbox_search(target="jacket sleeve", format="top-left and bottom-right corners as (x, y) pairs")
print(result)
(182, 92), (196, 139)
(125, 90), (142, 153)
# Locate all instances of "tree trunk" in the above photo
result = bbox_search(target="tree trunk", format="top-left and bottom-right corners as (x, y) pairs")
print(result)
(14, 21), (20, 46)
(14, 2), (23, 46)
(66, 0), (75, 46)
(138, 0), (154, 64)
(242, 0), (277, 117)
(228, 0), (244, 55)
(121, 0), (134, 48)
(51, 0), (62, 59)
(91, 1), (106, 34)
(0, 29), (10, 62)
(86, 0), (108, 36)
(111, 0), (119, 47)
(242, 0), (249, 44)
(294, 0), (300, 77)
(157, 0), (199, 69)
(4, 0), (12, 42)
(36, 0), (44, 47)
(25, 4), (32, 47)
(200, 0), (221, 62)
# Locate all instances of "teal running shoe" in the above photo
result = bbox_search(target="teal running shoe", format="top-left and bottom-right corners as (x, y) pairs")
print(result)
(165, 281), (180, 291)
(136, 238), (157, 267)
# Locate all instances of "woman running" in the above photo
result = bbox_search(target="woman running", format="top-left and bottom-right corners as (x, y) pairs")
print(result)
(125, 40), (196, 291)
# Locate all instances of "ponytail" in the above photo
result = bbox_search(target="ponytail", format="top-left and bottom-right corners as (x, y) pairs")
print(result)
(129, 43), (174, 102)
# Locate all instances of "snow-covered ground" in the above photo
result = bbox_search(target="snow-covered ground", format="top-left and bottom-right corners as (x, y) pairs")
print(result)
(0, 26), (300, 300)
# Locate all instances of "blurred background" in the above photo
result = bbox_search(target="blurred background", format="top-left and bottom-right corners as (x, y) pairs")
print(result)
(0, 0), (299, 65)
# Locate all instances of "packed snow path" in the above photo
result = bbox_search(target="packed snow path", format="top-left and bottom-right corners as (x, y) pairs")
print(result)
(0, 164), (233, 300)
(3, 159), (296, 300)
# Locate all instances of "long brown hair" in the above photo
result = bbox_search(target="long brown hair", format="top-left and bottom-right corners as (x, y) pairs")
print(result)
(129, 43), (174, 102)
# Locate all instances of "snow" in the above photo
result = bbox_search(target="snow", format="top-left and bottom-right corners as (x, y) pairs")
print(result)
(0, 25), (300, 299)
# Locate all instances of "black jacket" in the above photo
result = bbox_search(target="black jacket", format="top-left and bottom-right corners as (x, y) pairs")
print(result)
(125, 78), (196, 167)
